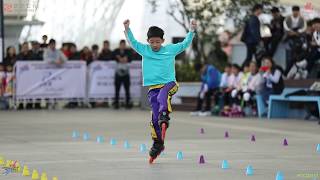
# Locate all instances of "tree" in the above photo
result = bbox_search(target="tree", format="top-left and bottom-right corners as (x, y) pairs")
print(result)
(149, 0), (278, 70)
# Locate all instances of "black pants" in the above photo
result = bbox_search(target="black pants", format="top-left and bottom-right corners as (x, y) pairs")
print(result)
(266, 36), (282, 57)
(243, 43), (260, 67)
(114, 74), (131, 105)
(195, 89), (217, 111)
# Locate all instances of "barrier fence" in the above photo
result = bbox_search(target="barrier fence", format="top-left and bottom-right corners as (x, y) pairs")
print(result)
(0, 60), (142, 108)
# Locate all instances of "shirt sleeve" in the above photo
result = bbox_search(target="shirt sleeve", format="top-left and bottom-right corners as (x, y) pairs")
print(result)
(124, 28), (147, 56)
(268, 69), (282, 83)
(167, 31), (195, 55)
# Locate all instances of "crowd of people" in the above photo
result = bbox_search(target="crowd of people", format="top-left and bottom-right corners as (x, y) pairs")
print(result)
(241, 4), (320, 79)
(0, 35), (143, 110)
(192, 4), (320, 122)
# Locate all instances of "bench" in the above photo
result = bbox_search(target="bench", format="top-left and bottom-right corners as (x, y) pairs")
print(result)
(267, 88), (320, 119)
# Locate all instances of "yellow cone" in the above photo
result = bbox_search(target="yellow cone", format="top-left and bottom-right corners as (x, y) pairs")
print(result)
(52, 177), (58, 180)
(15, 162), (21, 172)
(5, 160), (11, 167)
(31, 169), (40, 180)
(0, 156), (4, 165)
(22, 165), (30, 176)
(41, 172), (48, 180)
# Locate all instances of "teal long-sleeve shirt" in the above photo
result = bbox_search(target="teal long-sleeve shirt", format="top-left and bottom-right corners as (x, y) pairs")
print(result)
(125, 28), (194, 86)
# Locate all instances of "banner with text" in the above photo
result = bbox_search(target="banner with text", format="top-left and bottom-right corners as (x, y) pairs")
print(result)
(88, 61), (142, 99)
(15, 61), (87, 100)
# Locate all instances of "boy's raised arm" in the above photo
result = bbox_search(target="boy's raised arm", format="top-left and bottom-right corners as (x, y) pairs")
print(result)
(169, 19), (197, 55)
(123, 19), (147, 56)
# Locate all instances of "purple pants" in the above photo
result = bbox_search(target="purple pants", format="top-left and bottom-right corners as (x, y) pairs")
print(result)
(147, 81), (179, 141)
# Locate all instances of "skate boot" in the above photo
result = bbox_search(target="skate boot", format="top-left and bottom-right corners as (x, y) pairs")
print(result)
(158, 111), (170, 129)
(149, 140), (164, 164)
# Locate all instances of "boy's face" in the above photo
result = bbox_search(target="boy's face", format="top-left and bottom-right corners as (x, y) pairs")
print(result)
(314, 22), (320, 31)
(147, 37), (164, 52)
(231, 67), (239, 75)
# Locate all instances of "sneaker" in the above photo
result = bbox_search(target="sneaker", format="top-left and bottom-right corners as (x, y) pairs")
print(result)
(190, 111), (200, 116)
(199, 111), (211, 117)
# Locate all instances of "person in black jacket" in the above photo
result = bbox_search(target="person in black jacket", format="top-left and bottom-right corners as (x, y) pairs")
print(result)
(241, 4), (263, 67)
(267, 7), (285, 56)
(98, 40), (113, 61)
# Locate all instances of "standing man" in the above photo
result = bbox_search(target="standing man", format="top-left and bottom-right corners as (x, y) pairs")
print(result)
(112, 40), (132, 109)
(241, 4), (263, 67)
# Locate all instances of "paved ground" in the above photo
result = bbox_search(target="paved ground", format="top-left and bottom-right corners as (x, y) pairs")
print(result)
(0, 109), (319, 180)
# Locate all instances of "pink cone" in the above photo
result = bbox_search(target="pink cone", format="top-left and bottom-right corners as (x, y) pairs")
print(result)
(283, 138), (288, 146)
(251, 135), (256, 142)
(224, 131), (229, 138)
(200, 128), (205, 134)
(199, 155), (205, 164)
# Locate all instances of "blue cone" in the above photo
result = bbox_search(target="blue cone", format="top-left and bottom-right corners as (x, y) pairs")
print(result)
(72, 130), (79, 138)
(176, 151), (184, 160)
(110, 138), (117, 146)
(221, 160), (229, 169)
(124, 141), (130, 149)
(276, 171), (284, 180)
(317, 144), (320, 153)
(96, 136), (104, 143)
(246, 165), (254, 176)
(83, 132), (90, 141)
(140, 144), (147, 153)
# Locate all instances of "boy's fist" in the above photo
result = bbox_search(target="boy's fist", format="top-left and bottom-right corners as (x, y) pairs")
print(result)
(123, 19), (130, 30)
(190, 19), (197, 32)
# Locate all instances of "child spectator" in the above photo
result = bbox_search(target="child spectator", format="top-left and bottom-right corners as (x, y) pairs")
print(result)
(91, 44), (99, 61)
(191, 64), (221, 116)
(80, 46), (93, 65)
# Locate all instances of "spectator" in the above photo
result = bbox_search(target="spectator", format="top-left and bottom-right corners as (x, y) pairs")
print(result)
(267, 7), (285, 56)
(91, 44), (99, 61)
(4, 46), (17, 71)
(231, 63), (251, 106)
(17, 42), (31, 60)
(260, 57), (284, 104)
(243, 61), (263, 103)
(113, 39), (132, 109)
(69, 43), (80, 60)
(80, 46), (93, 65)
(98, 40), (113, 60)
(29, 41), (43, 60)
(130, 48), (142, 60)
(43, 39), (67, 65)
(283, 6), (307, 74)
(191, 64), (221, 116)
(241, 4), (263, 67)
(61, 43), (72, 58)
(40, 35), (48, 49)
(307, 18), (320, 77)
(219, 64), (232, 88)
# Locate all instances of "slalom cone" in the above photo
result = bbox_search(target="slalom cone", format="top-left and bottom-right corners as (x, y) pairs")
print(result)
(5, 160), (11, 168)
(221, 160), (229, 169)
(110, 138), (117, 146)
(31, 169), (40, 180)
(83, 132), (90, 141)
(22, 165), (30, 176)
(200, 128), (205, 134)
(251, 134), (256, 142)
(275, 171), (284, 180)
(96, 136), (104, 143)
(0, 156), (4, 165)
(124, 141), (130, 149)
(224, 131), (229, 138)
(41, 172), (48, 180)
(199, 155), (205, 164)
(72, 130), (79, 138)
(246, 165), (254, 176)
(283, 138), (288, 146)
(176, 151), (184, 160)
(16, 162), (21, 172)
(140, 144), (147, 153)
(316, 144), (320, 153)
(52, 177), (58, 180)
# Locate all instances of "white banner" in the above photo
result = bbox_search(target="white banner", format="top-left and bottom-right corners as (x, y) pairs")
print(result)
(15, 61), (87, 99)
(88, 61), (142, 99)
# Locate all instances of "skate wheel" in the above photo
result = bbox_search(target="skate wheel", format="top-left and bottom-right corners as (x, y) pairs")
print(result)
(149, 157), (155, 164)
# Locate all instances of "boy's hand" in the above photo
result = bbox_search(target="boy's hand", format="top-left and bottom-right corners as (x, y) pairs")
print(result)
(190, 19), (197, 32)
(123, 19), (130, 30)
